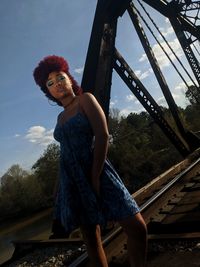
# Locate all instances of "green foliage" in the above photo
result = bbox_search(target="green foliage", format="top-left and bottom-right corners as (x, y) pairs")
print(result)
(184, 104), (200, 132)
(0, 165), (45, 220)
(0, 144), (60, 222)
(108, 110), (182, 193)
(32, 143), (60, 199)
(185, 85), (200, 105)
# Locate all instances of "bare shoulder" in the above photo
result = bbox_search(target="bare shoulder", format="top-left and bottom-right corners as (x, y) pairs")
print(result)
(79, 92), (99, 109)
(79, 92), (96, 103)
(79, 93), (108, 135)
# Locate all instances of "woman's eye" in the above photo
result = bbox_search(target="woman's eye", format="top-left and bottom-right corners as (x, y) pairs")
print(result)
(47, 81), (54, 87)
(58, 75), (65, 81)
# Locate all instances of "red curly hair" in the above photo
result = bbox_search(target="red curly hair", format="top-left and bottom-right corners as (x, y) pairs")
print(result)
(33, 55), (82, 106)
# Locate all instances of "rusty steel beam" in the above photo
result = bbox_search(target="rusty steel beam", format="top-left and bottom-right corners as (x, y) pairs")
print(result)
(113, 48), (190, 156)
(81, 0), (131, 116)
(141, 0), (200, 39)
(128, 4), (188, 142)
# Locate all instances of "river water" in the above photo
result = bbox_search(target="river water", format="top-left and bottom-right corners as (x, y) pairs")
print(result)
(0, 208), (53, 264)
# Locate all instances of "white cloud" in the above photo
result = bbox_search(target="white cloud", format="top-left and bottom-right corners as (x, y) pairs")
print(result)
(172, 93), (181, 100)
(139, 38), (183, 69)
(179, 94), (189, 107)
(25, 126), (54, 146)
(119, 106), (145, 117)
(157, 94), (180, 107)
(135, 70), (141, 76)
(153, 39), (183, 68)
(126, 94), (136, 102)
(159, 26), (174, 37)
(157, 96), (168, 107)
(74, 66), (84, 74)
(140, 69), (153, 80)
(174, 82), (185, 91)
(134, 68), (153, 80)
(110, 99), (118, 107)
(125, 94), (141, 105)
(14, 134), (20, 137)
(156, 81), (191, 108)
(174, 82), (188, 94)
(173, 82), (191, 107)
(139, 54), (147, 63)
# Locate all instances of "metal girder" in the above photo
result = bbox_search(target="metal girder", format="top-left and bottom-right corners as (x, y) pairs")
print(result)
(183, 3), (200, 11)
(81, 0), (131, 116)
(128, 2), (200, 151)
(128, 4), (190, 143)
(169, 16), (200, 86)
(113, 49), (190, 156)
(141, 0), (200, 39)
(140, 0), (170, 16)
(167, 1), (200, 12)
(93, 21), (117, 116)
(140, 0), (200, 90)
(81, 0), (199, 156)
(81, 0), (109, 95)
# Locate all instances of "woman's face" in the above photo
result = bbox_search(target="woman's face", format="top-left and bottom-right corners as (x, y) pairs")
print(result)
(46, 71), (73, 101)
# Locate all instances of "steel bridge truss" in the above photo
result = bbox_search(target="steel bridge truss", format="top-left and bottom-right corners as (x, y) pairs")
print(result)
(81, 0), (200, 157)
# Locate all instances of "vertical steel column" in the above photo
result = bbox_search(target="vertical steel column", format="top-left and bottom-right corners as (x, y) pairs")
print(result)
(81, 0), (107, 94)
(81, 0), (130, 117)
(93, 20), (117, 116)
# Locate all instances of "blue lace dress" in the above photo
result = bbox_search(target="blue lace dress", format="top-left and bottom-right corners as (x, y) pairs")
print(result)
(53, 111), (140, 234)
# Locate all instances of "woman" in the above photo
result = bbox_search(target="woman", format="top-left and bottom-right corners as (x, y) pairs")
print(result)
(33, 55), (147, 267)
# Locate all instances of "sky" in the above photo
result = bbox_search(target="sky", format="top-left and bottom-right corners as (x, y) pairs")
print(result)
(0, 0), (198, 176)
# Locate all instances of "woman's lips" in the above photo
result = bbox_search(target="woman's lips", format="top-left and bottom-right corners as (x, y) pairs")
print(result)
(57, 88), (65, 93)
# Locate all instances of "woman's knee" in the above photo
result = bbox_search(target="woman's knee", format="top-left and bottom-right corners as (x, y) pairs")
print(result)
(119, 213), (147, 239)
(80, 224), (102, 246)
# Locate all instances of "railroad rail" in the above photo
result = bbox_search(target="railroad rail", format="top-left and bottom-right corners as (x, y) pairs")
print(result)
(69, 149), (200, 267)
(2, 149), (200, 267)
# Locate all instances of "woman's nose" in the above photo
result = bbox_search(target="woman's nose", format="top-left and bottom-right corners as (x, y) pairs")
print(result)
(55, 80), (62, 87)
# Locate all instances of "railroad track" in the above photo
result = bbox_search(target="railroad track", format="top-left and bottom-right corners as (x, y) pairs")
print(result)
(69, 150), (200, 267)
(2, 149), (200, 267)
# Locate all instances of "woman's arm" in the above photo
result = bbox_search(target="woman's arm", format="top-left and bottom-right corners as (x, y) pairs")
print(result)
(80, 93), (109, 196)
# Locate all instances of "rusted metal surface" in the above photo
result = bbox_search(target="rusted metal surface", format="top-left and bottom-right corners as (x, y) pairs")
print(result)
(128, 3), (192, 151)
(81, 0), (200, 156)
(113, 48), (191, 157)
(81, 0), (131, 116)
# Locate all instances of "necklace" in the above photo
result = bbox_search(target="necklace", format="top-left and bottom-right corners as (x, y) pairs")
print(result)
(63, 96), (76, 109)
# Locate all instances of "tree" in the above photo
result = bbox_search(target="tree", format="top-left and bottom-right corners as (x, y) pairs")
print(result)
(108, 110), (182, 193)
(126, 111), (150, 131)
(32, 143), (60, 200)
(0, 164), (29, 206)
(0, 164), (45, 220)
(1, 164), (28, 187)
(185, 85), (200, 105)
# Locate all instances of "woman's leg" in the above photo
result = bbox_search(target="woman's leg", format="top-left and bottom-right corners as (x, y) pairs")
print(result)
(118, 212), (147, 267)
(80, 224), (108, 267)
